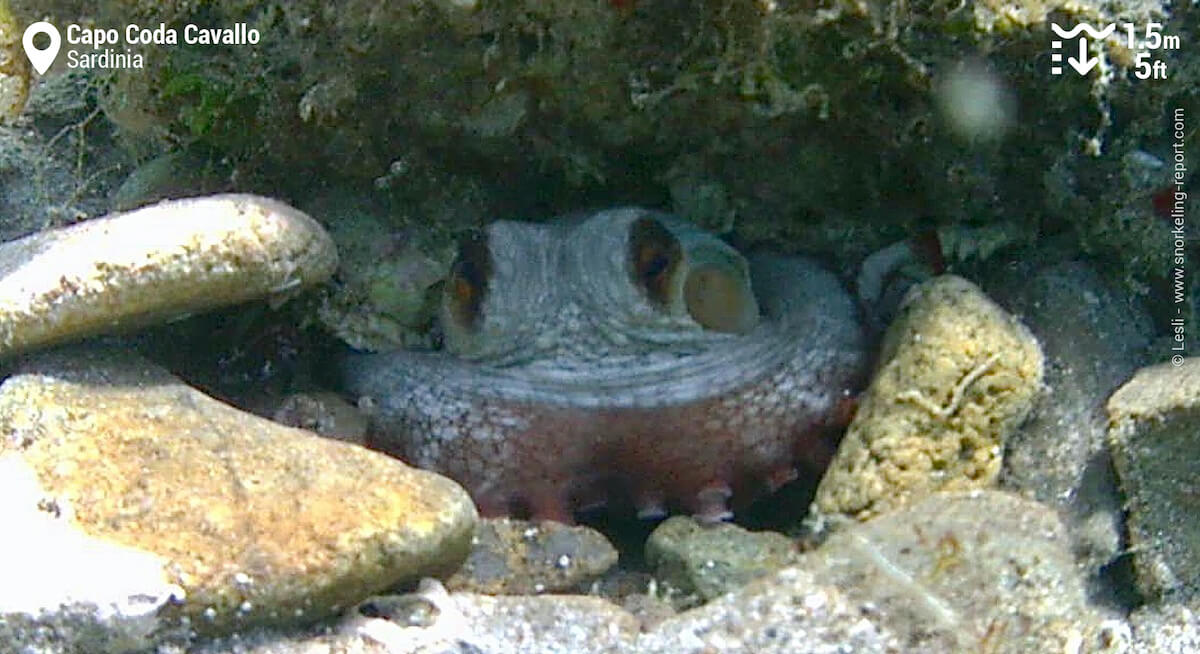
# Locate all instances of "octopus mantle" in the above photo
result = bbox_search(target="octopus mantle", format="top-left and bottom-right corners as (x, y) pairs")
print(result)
(340, 208), (865, 522)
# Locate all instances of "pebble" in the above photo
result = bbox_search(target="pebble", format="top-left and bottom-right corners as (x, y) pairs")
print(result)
(644, 516), (800, 606)
(0, 346), (477, 639)
(1107, 357), (1200, 601)
(444, 518), (618, 595)
(0, 194), (337, 358)
(814, 275), (1045, 519)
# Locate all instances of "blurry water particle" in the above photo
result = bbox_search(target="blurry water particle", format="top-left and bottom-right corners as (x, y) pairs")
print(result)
(936, 61), (1015, 144)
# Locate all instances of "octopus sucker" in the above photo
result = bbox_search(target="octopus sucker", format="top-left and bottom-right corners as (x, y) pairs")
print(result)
(339, 207), (866, 523)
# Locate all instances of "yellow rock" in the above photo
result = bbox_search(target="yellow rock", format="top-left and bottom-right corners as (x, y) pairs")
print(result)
(814, 276), (1044, 520)
(0, 347), (477, 634)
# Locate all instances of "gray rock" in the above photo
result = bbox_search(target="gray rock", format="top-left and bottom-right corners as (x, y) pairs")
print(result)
(189, 579), (641, 654)
(444, 518), (618, 595)
(803, 490), (1118, 653)
(1107, 358), (1200, 601)
(339, 492), (1114, 653)
(0, 346), (477, 642)
(586, 568), (681, 630)
(0, 194), (337, 358)
(351, 581), (639, 654)
(644, 516), (799, 606)
(109, 151), (231, 211)
(185, 574), (875, 654)
(985, 260), (1151, 575)
(641, 566), (895, 653)
(0, 70), (119, 244)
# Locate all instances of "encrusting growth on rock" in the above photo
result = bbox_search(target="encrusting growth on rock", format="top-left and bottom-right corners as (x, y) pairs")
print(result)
(813, 275), (1044, 520)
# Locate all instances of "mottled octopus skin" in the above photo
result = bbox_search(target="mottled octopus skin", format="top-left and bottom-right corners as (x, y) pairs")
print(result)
(340, 208), (866, 523)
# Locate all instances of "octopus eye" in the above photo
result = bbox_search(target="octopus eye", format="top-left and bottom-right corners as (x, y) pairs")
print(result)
(444, 230), (491, 331)
(684, 264), (758, 334)
(628, 216), (682, 308)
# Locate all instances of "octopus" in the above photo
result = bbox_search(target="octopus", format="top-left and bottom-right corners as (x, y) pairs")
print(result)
(338, 207), (866, 523)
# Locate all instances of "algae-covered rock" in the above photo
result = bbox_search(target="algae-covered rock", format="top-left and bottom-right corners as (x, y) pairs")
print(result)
(0, 0), (28, 123)
(310, 192), (455, 352)
(1108, 358), (1200, 602)
(5, 0), (1190, 312)
(814, 275), (1044, 520)
(644, 516), (800, 606)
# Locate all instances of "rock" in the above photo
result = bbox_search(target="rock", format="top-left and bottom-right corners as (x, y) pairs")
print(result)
(588, 568), (680, 630)
(152, 492), (1117, 652)
(1107, 358), (1200, 601)
(802, 490), (1117, 653)
(351, 580), (640, 654)
(644, 516), (799, 606)
(642, 565), (895, 653)
(271, 391), (369, 445)
(0, 193), (337, 358)
(1129, 602), (1200, 653)
(0, 455), (185, 653)
(0, 0), (29, 124)
(191, 579), (642, 654)
(814, 275), (1044, 520)
(188, 573), (890, 654)
(0, 346), (477, 639)
(986, 260), (1151, 576)
(312, 192), (453, 352)
(444, 518), (618, 595)
(0, 69), (115, 243)
(109, 151), (231, 211)
(619, 591), (678, 632)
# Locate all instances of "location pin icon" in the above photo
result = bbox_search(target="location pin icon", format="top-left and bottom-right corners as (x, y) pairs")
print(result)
(22, 22), (61, 75)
